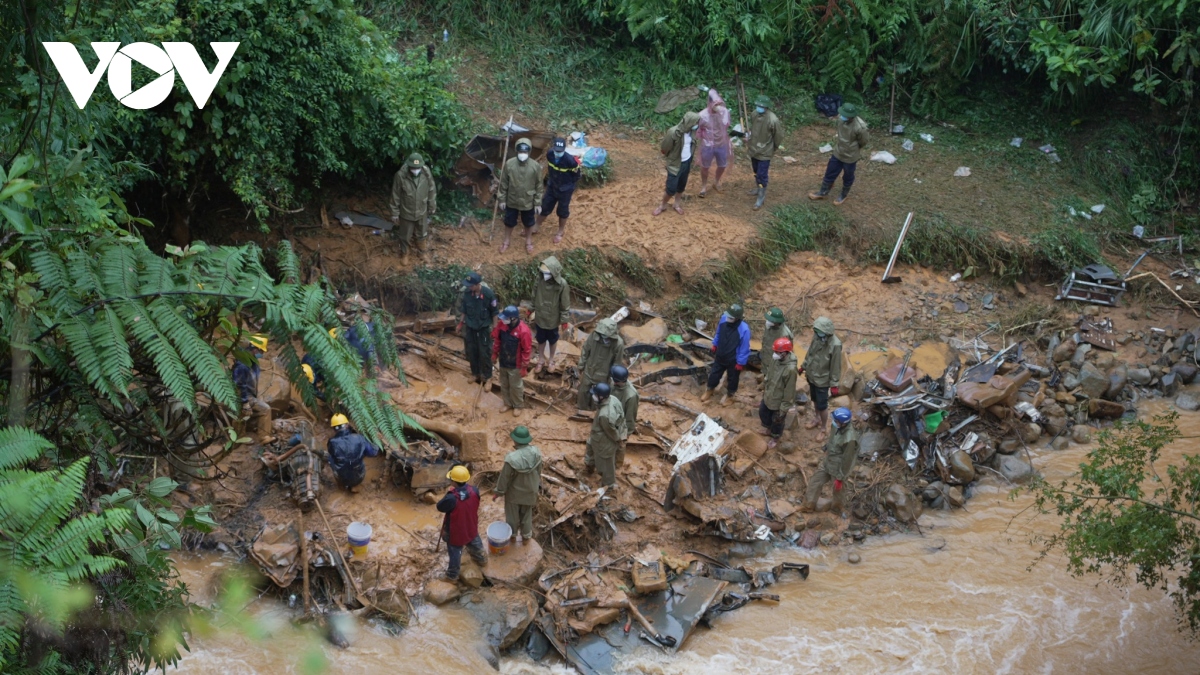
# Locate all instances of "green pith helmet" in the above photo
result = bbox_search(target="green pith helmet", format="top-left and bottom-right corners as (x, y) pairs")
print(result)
(727, 304), (744, 322)
(510, 426), (532, 445)
(766, 307), (785, 324)
(838, 103), (858, 118)
(407, 152), (424, 168)
(754, 95), (771, 109)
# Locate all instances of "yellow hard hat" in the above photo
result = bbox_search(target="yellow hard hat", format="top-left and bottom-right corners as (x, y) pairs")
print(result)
(328, 327), (339, 339)
(447, 465), (470, 483)
(302, 363), (315, 383)
(330, 413), (349, 428)
(248, 334), (269, 351)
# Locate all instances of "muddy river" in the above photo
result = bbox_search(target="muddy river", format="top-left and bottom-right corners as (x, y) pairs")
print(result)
(170, 399), (1200, 674)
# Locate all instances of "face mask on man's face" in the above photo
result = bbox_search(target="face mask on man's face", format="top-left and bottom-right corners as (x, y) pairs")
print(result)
(772, 352), (783, 361)
(508, 319), (519, 327)
(591, 394), (600, 404)
(542, 272), (552, 281)
(839, 115), (849, 122)
(816, 332), (828, 341)
(517, 152), (530, 162)
(410, 168), (421, 176)
(755, 106), (766, 114)
(600, 336), (611, 346)
(691, 125), (699, 132)
(552, 151), (563, 160)
(765, 320), (776, 329)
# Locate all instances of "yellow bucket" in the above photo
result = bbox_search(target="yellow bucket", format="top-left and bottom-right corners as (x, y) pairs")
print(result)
(346, 521), (372, 558)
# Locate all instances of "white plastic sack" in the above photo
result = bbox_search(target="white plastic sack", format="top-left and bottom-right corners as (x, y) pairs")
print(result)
(920, 133), (934, 143)
(953, 166), (971, 177)
(1010, 137), (1023, 147)
(870, 151), (897, 164)
(902, 139), (914, 151)
(819, 143), (833, 153)
(1090, 204), (1105, 214)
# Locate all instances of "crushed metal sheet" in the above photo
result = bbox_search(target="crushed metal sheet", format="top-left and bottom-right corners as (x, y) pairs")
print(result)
(667, 414), (729, 470)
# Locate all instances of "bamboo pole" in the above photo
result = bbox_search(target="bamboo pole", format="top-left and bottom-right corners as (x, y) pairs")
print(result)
(488, 115), (514, 243)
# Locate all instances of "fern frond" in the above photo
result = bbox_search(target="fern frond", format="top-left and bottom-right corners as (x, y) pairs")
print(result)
(116, 302), (196, 412)
(148, 301), (238, 410)
(0, 427), (52, 470)
(92, 306), (133, 394)
(275, 240), (301, 283)
(100, 243), (139, 298)
(59, 318), (122, 405)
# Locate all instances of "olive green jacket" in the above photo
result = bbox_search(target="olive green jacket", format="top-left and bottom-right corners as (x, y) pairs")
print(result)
(389, 168), (436, 222)
(495, 444), (542, 506)
(612, 381), (639, 436)
(802, 334), (842, 388)
(587, 395), (627, 460)
(823, 423), (860, 480)
(660, 111), (701, 176)
(763, 352), (797, 411)
(533, 256), (571, 330)
(749, 110), (783, 161)
(760, 322), (794, 378)
(579, 332), (625, 385)
(498, 156), (543, 211)
(834, 117), (870, 164)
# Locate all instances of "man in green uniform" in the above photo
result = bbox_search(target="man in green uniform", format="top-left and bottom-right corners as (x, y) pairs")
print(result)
(747, 95), (784, 211)
(654, 110), (701, 217)
(456, 271), (499, 383)
(576, 318), (625, 411)
(801, 407), (859, 515)
(759, 337), (797, 451)
(497, 137), (544, 254)
(389, 152), (437, 260)
(808, 103), (870, 205)
(610, 365), (639, 470)
(760, 307), (793, 381)
(584, 383), (626, 487)
(492, 426), (542, 545)
(800, 316), (842, 439)
(532, 256), (571, 374)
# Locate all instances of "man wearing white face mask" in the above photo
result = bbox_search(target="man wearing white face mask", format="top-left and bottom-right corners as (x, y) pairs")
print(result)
(389, 153), (437, 261)
(760, 307), (793, 381)
(497, 137), (543, 254)
(654, 110), (700, 216)
(535, 137), (580, 244)
(747, 95), (783, 211)
(809, 103), (869, 205)
(800, 316), (842, 439)
(759, 337), (797, 450)
(532, 256), (571, 374)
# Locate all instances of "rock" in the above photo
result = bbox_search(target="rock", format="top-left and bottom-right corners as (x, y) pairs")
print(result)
(1052, 339), (1077, 363)
(1019, 423), (1042, 444)
(568, 607), (621, 635)
(1092, 352), (1116, 371)
(1062, 372), (1081, 391)
(1015, 282), (1028, 297)
(1077, 363), (1107, 399)
(819, 532), (837, 546)
(1088, 399), (1126, 419)
(848, 552), (862, 564)
(1070, 344), (1092, 369)
(1055, 391), (1077, 405)
(620, 317), (668, 345)
(425, 580), (461, 606)
(1043, 415), (1068, 436)
(1172, 363), (1198, 384)
(1051, 436), (1069, 451)
(667, 376), (683, 385)
(483, 538), (544, 588)
(1071, 425), (1092, 444)
(1161, 372), (1179, 397)
(953, 300), (969, 313)
(998, 455), (1035, 483)
(460, 560), (485, 588)
(947, 486), (965, 508)
(1127, 367), (1152, 385)
(972, 439), (996, 465)
(948, 450), (976, 484)
(859, 429), (899, 458)
(1105, 365), (1127, 400)
(884, 484), (923, 523)
(470, 588), (539, 650)
(460, 430), (492, 463)
(829, 395), (852, 409)
(1176, 393), (1200, 412)
(997, 438), (1021, 455)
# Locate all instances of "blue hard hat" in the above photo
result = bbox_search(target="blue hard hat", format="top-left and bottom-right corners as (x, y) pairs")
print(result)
(501, 305), (519, 320)
(832, 407), (852, 425)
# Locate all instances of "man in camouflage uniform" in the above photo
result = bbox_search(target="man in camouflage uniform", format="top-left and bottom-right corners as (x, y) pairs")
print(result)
(584, 383), (626, 487)
(801, 407), (859, 515)
(610, 365), (639, 470)
(389, 152), (437, 260)
(576, 318), (624, 411)
(492, 426), (542, 545)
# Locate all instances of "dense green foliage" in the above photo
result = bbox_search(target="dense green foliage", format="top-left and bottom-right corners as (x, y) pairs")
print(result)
(1031, 413), (1200, 633)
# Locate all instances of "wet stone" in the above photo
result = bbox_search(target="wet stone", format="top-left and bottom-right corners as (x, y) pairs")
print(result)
(1175, 393), (1200, 412)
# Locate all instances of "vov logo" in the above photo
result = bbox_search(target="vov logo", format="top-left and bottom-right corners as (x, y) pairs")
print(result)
(42, 42), (240, 110)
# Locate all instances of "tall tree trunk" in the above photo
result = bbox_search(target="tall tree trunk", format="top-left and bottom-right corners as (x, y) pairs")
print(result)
(7, 307), (30, 427)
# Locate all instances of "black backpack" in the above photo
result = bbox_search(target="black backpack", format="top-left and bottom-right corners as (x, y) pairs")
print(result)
(815, 94), (843, 118)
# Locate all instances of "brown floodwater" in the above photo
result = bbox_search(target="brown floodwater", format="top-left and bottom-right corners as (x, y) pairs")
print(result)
(171, 397), (1200, 674)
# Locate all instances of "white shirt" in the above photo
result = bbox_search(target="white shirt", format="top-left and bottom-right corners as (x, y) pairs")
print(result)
(681, 132), (693, 162)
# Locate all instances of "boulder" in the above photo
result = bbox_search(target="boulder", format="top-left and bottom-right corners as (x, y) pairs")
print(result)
(998, 455), (1035, 483)
(948, 450), (976, 484)
(620, 317), (668, 345)
(947, 486), (965, 508)
(1105, 365), (1127, 400)
(1172, 363), (1198, 384)
(1070, 344), (1092, 369)
(1176, 393), (1200, 412)
(1018, 423), (1042, 444)
(848, 552), (862, 564)
(884, 484), (923, 523)
(1071, 425), (1093, 444)
(483, 538), (545, 588)
(1128, 367), (1153, 386)
(859, 429), (899, 459)
(998, 438), (1022, 455)
(1161, 372), (1179, 397)
(1077, 363), (1108, 399)
(1062, 372), (1081, 391)
(1092, 351), (1116, 371)
(425, 580), (461, 606)
(1050, 436), (1069, 451)
(1043, 415), (1068, 436)
(1055, 392), (1077, 405)
(470, 588), (539, 650)
(1052, 339), (1076, 363)
(1088, 399), (1126, 419)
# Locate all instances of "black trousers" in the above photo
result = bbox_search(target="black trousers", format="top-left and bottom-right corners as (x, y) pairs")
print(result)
(707, 361), (741, 394)
(759, 401), (784, 438)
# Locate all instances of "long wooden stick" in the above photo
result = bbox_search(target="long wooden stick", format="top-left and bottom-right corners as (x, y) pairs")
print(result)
(299, 509), (312, 617)
(314, 498), (369, 607)
(488, 115), (514, 243)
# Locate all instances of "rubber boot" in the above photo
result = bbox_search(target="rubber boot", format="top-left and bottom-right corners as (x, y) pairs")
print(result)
(753, 186), (766, 210)
(701, 388), (715, 403)
(808, 183), (832, 200)
(834, 186), (851, 205)
(831, 486), (846, 514)
(747, 187), (760, 195)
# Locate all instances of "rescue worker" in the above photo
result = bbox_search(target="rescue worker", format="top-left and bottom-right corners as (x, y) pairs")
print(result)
(532, 256), (571, 374)
(232, 334), (272, 440)
(326, 413), (379, 493)
(696, 88), (731, 197)
(801, 407), (859, 515)
(301, 354), (325, 400)
(535, 137), (580, 244)
(576, 318), (625, 411)
(584, 383), (626, 487)
(747, 95), (783, 210)
(437, 465), (488, 581)
(497, 137), (543, 254)
(345, 319), (377, 373)
(492, 426), (542, 545)
(456, 271), (499, 383)
(809, 103), (869, 205)
(759, 337), (797, 450)
(702, 304), (751, 405)
(491, 305), (532, 415)
(610, 365), (639, 470)
(800, 316), (843, 438)
(760, 307), (794, 381)
(654, 110), (701, 216)
(389, 152), (437, 260)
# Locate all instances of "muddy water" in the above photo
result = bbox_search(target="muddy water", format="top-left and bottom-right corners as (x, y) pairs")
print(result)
(172, 399), (1200, 674)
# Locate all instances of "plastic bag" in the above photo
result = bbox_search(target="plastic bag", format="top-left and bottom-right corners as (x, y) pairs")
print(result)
(581, 147), (607, 169)
(815, 94), (843, 118)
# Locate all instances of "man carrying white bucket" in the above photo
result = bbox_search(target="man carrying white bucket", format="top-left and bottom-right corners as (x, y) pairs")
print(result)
(492, 426), (542, 545)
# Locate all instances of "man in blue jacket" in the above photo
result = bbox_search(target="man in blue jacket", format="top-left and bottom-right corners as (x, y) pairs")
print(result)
(327, 413), (378, 493)
(702, 304), (751, 405)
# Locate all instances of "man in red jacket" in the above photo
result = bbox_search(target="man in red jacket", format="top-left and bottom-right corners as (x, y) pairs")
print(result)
(436, 464), (487, 581)
(491, 305), (532, 416)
